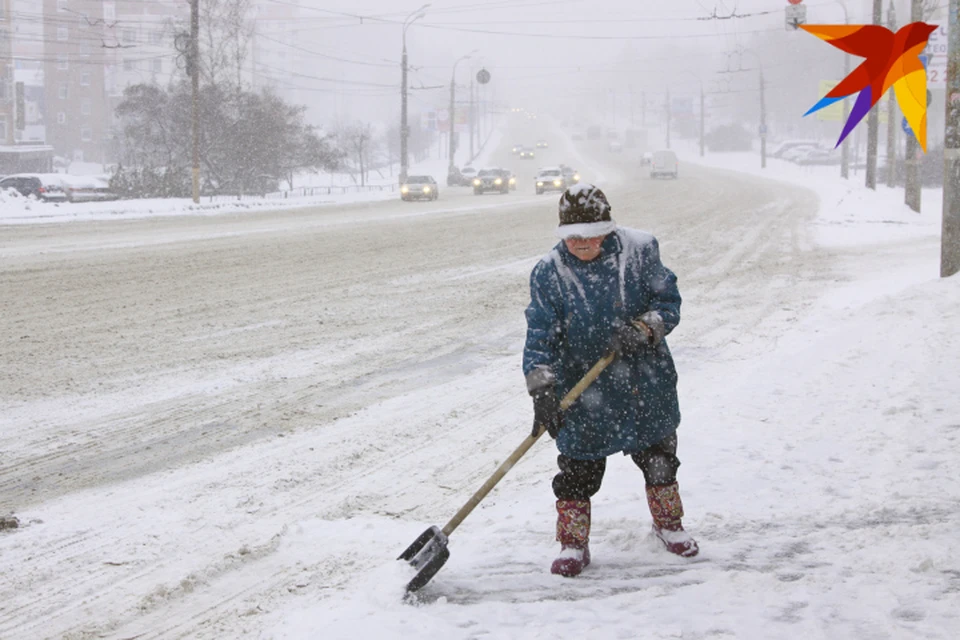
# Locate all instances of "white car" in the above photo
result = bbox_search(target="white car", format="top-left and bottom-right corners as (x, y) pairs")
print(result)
(459, 166), (478, 186)
(535, 167), (567, 195)
(650, 150), (679, 179)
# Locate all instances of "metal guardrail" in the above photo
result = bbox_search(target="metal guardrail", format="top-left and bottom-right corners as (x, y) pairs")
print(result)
(206, 183), (398, 203)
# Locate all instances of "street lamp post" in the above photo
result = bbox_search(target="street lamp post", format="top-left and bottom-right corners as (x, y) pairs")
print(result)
(835, 0), (851, 179)
(677, 70), (705, 157)
(400, 4), (429, 184)
(739, 48), (767, 169)
(448, 50), (476, 174)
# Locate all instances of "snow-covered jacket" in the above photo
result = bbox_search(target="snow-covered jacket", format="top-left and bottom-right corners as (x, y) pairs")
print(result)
(523, 227), (681, 460)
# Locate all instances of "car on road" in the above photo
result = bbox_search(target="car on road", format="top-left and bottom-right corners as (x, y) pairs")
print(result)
(458, 166), (478, 186)
(560, 165), (580, 185)
(511, 143), (525, 154)
(503, 168), (518, 190)
(536, 139), (549, 149)
(650, 149), (679, 179)
(0, 173), (69, 202)
(519, 147), (536, 159)
(400, 175), (439, 201)
(640, 152), (653, 166)
(472, 168), (510, 195)
(535, 167), (567, 195)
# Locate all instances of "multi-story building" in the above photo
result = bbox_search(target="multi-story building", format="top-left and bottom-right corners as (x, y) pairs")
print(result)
(11, 0), (47, 145)
(1, 0), (13, 146)
(42, 0), (109, 164)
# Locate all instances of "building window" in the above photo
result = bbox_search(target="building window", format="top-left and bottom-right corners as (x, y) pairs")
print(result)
(152, 58), (163, 73)
(103, 3), (115, 21)
(0, 116), (7, 142)
(123, 58), (135, 72)
(81, 127), (93, 142)
(59, 83), (68, 100)
(80, 71), (91, 86)
(121, 28), (135, 44)
(149, 31), (162, 45)
(81, 100), (91, 115)
(58, 55), (69, 71)
(58, 112), (66, 125)
(57, 27), (68, 41)
(57, 0), (67, 11)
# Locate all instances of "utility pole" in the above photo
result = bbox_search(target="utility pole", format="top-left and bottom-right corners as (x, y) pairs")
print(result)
(448, 52), (474, 174)
(943, 0), (960, 277)
(699, 84), (705, 157)
(759, 68), (767, 169)
(865, 0), (883, 189)
(665, 88), (671, 149)
(400, 6), (428, 184)
(839, 0), (851, 179)
(905, 0), (923, 210)
(886, 0), (898, 187)
(469, 72), (475, 161)
(190, 0), (200, 204)
(642, 90), (646, 127)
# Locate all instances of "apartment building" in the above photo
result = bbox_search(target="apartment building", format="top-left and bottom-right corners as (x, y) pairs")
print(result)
(1, 0), (12, 146)
(42, 0), (109, 163)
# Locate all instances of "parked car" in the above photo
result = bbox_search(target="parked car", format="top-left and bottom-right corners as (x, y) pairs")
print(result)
(472, 168), (510, 195)
(535, 167), (567, 195)
(793, 148), (841, 166)
(400, 175), (439, 201)
(640, 152), (653, 166)
(608, 140), (623, 153)
(571, 132), (585, 141)
(519, 147), (536, 159)
(0, 174), (68, 202)
(650, 149), (679, 179)
(60, 175), (119, 202)
(770, 140), (821, 159)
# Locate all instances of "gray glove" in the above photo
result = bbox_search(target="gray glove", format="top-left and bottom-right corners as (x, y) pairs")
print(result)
(526, 367), (562, 439)
(611, 312), (665, 356)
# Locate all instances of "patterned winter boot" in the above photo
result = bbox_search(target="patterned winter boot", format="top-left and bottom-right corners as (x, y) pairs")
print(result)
(646, 482), (699, 557)
(551, 499), (591, 577)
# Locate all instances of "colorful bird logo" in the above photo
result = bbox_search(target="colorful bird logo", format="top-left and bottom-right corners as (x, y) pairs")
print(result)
(801, 22), (938, 152)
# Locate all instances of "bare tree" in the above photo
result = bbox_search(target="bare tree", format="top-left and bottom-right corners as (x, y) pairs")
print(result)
(195, 0), (255, 89)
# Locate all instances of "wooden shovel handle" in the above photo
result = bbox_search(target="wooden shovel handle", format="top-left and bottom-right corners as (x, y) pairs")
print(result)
(440, 352), (616, 537)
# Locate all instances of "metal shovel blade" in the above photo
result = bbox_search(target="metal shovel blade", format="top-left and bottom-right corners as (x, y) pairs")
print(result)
(398, 525), (450, 592)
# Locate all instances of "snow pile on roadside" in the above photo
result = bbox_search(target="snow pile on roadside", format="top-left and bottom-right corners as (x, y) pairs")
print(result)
(672, 140), (942, 247)
(0, 189), (396, 226)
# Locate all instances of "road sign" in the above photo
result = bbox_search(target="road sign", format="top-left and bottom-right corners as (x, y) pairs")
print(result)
(476, 68), (491, 85)
(926, 25), (948, 89)
(786, 4), (806, 30)
(817, 80), (844, 122)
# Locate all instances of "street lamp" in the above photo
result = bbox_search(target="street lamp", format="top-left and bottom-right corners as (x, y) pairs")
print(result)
(736, 48), (767, 169)
(400, 3), (429, 183)
(448, 49), (477, 174)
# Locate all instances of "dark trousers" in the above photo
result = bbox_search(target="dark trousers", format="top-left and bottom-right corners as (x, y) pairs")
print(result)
(552, 433), (680, 501)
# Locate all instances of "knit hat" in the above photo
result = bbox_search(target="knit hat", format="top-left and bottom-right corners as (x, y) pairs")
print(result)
(556, 184), (616, 239)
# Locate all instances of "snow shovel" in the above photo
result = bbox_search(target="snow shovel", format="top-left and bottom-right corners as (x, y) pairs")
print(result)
(398, 352), (616, 593)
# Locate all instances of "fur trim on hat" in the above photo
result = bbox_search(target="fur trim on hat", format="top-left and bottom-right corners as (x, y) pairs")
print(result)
(555, 220), (617, 240)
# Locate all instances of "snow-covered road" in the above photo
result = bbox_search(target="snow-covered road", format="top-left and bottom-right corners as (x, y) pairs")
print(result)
(1, 121), (957, 639)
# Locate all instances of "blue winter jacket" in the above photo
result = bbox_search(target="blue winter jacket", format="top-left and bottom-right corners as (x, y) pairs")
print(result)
(523, 228), (682, 460)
